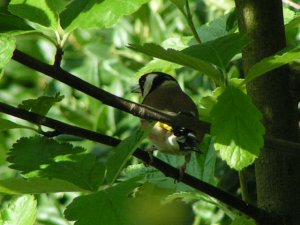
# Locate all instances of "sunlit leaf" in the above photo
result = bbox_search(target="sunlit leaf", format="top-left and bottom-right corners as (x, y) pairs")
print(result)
(0, 36), (15, 72)
(245, 47), (300, 83)
(60, 0), (150, 32)
(211, 86), (265, 170)
(8, 0), (59, 29)
(0, 195), (37, 225)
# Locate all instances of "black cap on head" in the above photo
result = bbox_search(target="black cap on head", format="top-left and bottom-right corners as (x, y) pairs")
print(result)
(139, 72), (177, 95)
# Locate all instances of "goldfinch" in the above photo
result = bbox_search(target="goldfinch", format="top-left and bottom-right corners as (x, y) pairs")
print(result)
(133, 72), (201, 173)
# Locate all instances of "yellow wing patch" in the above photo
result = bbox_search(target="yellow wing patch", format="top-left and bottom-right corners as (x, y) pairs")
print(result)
(156, 122), (173, 132)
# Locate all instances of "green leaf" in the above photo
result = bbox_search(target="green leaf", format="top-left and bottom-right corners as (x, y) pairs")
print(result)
(211, 86), (265, 170)
(7, 136), (104, 191)
(170, 0), (186, 12)
(8, 0), (59, 29)
(0, 13), (34, 35)
(226, 9), (237, 32)
(182, 33), (250, 69)
(197, 136), (217, 184)
(197, 13), (231, 42)
(231, 215), (256, 225)
(0, 195), (37, 225)
(106, 127), (151, 184)
(18, 93), (63, 116)
(65, 178), (140, 225)
(0, 178), (85, 194)
(0, 36), (15, 72)
(60, 0), (150, 32)
(129, 43), (221, 84)
(60, 105), (94, 129)
(44, 154), (105, 191)
(135, 36), (192, 76)
(0, 118), (27, 131)
(245, 47), (300, 83)
(285, 15), (300, 31)
(124, 163), (193, 192)
(283, 7), (295, 25)
(199, 86), (224, 122)
(7, 136), (84, 174)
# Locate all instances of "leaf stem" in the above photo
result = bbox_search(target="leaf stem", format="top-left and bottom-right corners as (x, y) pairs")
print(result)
(185, 0), (202, 44)
(238, 170), (250, 204)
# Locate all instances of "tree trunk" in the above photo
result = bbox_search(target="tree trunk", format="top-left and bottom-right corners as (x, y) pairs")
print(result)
(235, 0), (300, 224)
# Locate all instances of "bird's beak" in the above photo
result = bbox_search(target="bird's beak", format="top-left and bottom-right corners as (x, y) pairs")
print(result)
(131, 85), (141, 93)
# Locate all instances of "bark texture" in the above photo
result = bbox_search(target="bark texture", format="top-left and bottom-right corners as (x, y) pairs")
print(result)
(235, 0), (300, 224)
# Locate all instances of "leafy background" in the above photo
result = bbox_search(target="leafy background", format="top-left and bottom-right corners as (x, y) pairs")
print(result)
(0, 0), (299, 224)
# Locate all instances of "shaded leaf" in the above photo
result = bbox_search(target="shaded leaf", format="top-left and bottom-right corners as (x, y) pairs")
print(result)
(245, 47), (300, 83)
(129, 43), (221, 84)
(44, 154), (105, 191)
(65, 178), (140, 225)
(0, 13), (34, 35)
(0, 178), (85, 194)
(60, 0), (150, 32)
(124, 163), (193, 192)
(8, 0), (58, 29)
(182, 33), (250, 69)
(7, 136), (84, 174)
(0, 118), (27, 131)
(106, 127), (151, 184)
(18, 93), (63, 116)
(231, 215), (256, 225)
(170, 0), (186, 12)
(7, 136), (104, 191)
(136, 36), (192, 76)
(60, 105), (94, 129)
(226, 9), (237, 32)
(211, 86), (265, 170)
(0, 195), (37, 225)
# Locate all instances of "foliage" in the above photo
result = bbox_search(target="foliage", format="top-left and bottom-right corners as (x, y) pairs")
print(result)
(0, 195), (37, 225)
(0, 0), (299, 225)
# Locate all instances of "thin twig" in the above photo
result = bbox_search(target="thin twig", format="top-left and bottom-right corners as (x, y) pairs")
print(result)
(0, 101), (267, 223)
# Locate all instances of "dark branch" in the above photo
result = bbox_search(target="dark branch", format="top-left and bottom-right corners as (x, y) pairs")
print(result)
(0, 101), (267, 223)
(11, 49), (300, 157)
(12, 49), (210, 138)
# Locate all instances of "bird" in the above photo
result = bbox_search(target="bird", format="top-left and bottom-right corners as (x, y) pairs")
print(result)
(132, 72), (201, 176)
